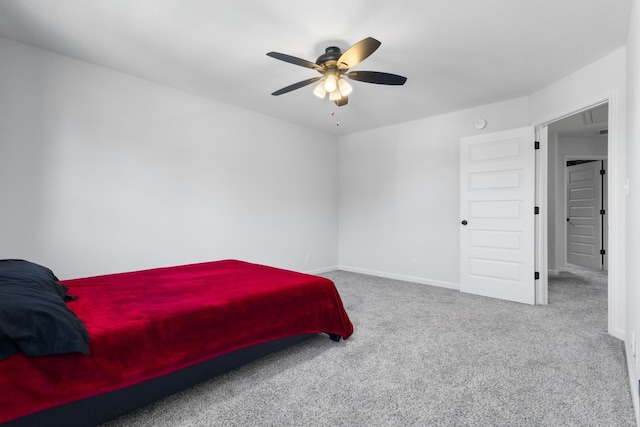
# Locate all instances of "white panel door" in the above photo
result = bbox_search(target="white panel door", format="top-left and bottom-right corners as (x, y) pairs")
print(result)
(566, 161), (603, 269)
(460, 127), (536, 304)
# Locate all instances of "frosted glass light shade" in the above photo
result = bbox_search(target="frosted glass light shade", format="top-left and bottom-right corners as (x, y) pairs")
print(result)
(337, 78), (352, 96)
(329, 90), (342, 101)
(313, 82), (327, 98)
(323, 74), (337, 92)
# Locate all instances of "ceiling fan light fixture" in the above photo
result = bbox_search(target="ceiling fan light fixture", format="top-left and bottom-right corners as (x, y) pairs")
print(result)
(267, 37), (407, 107)
(323, 73), (338, 92)
(313, 82), (327, 98)
(337, 78), (352, 96)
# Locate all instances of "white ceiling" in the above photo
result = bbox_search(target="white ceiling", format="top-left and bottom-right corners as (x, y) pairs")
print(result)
(0, 0), (632, 136)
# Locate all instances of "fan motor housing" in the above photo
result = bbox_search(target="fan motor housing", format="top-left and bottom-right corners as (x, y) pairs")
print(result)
(316, 46), (342, 68)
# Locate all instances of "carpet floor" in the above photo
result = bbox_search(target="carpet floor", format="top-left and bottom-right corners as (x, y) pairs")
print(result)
(102, 265), (635, 426)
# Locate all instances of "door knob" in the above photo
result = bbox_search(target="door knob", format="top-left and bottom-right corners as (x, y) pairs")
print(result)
(461, 220), (468, 225)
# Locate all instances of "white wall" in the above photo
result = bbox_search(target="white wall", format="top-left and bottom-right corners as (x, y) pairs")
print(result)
(547, 135), (607, 273)
(0, 37), (340, 279)
(338, 98), (529, 286)
(625, 0), (640, 421)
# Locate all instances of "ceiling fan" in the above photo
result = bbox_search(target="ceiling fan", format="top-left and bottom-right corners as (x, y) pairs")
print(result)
(267, 37), (407, 107)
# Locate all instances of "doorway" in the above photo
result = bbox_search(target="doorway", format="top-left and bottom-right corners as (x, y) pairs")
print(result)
(536, 98), (624, 339)
(547, 103), (608, 274)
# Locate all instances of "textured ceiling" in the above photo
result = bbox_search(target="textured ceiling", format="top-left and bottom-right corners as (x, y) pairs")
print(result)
(0, 0), (632, 136)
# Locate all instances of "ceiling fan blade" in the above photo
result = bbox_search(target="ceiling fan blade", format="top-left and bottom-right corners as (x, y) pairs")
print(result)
(337, 37), (381, 70)
(266, 52), (324, 71)
(334, 96), (348, 107)
(271, 77), (323, 96)
(345, 71), (407, 85)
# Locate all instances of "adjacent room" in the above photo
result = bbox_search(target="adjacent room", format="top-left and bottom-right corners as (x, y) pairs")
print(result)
(1, 0), (639, 425)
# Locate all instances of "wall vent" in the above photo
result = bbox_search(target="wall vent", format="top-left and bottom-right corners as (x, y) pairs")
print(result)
(596, 129), (608, 136)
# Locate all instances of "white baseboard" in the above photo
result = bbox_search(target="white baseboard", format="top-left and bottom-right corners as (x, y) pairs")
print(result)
(626, 338), (640, 426)
(610, 325), (626, 341)
(304, 265), (339, 275)
(337, 265), (460, 290)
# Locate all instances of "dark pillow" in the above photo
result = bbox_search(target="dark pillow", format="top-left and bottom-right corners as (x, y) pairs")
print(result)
(0, 259), (90, 360)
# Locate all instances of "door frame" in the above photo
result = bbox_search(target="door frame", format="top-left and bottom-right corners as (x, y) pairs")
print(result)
(533, 91), (624, 339)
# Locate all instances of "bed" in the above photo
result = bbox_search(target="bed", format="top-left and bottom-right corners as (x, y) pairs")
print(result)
(0, 259), (353, 426)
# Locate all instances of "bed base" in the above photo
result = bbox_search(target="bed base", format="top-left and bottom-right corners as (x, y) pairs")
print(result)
(4, 334), (317, 427)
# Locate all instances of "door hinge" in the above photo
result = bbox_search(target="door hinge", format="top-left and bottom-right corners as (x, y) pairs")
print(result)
(534, 206), (539, 215)
(600, 169), (606, 175)
(534, 141), (540, 150)
(535, 272), (540, 280)
(600, 249), (606, 255)
(600, 209), (606, 215)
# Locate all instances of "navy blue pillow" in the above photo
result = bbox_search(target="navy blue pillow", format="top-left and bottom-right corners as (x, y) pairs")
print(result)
(0, 259), (90, 360)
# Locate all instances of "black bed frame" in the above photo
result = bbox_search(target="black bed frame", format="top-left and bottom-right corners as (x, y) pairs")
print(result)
(4, 333), (337, 427)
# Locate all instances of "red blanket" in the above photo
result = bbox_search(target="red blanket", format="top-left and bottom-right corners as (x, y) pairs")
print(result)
(0, 260), (353, 423)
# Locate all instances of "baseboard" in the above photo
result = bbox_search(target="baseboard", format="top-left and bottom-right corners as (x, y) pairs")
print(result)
(337, 265), (460, 290)
(610, 325), (626, 341)
(548, 269), (559, 276)
(305, 265), (339, 275)
(626, 339), (640, 426)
